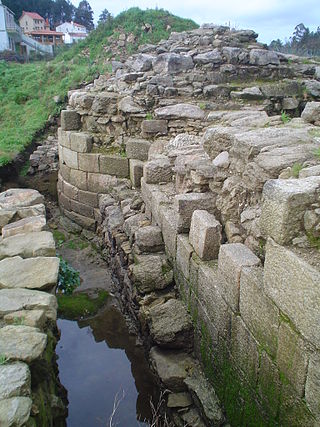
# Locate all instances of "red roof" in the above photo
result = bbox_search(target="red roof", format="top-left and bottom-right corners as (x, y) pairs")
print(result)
(27, 30), (64, 35)
(20, 11), (45, 21)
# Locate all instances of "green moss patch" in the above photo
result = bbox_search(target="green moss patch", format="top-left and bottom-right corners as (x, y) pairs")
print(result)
(57, 290), (109, 319)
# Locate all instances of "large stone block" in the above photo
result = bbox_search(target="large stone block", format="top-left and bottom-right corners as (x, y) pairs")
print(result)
(189, 210), (222, 260)
(78, 190), (98, 207)
(198, 263), (232, 343)
(231, 315), (260, 386)
(78, 153), (100, 173)
(305, 351), (320, 420)
(126, 138), (151, 161)
(135, 225), (164, 253)
(277, 321), (309, 397)
(249, 49), (280, 66)
(155, 103), (205, 120)
(260, 177), (320, 245)
(87, 173), (117, 194)
(258, 351), (281, 418)
(159, 206), (178, 258)
(70, 199), (94, 218)
(64, 209), (96, 231)
(69, 169), (87, 191)
(0, 231), (56, 260)
(61, 110), (81, 131)
(0, 362), (31, 399)
(69, 132), (93, 153)
(99, 155), (129, 177)
(2, 215), (46, 239)
(174, 193), (216, 233)
(129, 159), (144, 188)
(62, 180), (78, 200)
(301, 102), (320, 124)
(141, 119), (168, 137)
(0, 396), (32, 427)
(264, 239), (320, 349)
(217, 243), (261, 311)
(58, 128), (71, 148)
(240, 267), (279, 358)
(144, 158), (173, 184)
(176, 234), (193, 280)
(152, 53), (194, 74)
(61, 147), (78, 169)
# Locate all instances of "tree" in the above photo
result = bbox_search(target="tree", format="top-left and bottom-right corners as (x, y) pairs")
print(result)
(52, 0), (75, 26)
(74, 0), (94, 31)
(98, 8), (112, 26)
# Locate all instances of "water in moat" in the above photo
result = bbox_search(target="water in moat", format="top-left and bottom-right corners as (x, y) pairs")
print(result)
(57, 302), (158, 427)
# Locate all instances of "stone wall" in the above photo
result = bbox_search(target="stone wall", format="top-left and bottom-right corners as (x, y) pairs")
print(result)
(57, 24), (320, 426)
(0, 188), (66, 427)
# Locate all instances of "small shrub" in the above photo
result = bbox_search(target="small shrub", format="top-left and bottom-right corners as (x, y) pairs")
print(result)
(145, 112), (153, 120)
(281, 111), (291, 124)
(291, 163), (303, 178)
(57, 257), (80, 295)
(0, 354), (9, 365)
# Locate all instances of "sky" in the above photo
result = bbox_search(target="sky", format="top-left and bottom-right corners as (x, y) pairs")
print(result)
(82, 0), (319, 44)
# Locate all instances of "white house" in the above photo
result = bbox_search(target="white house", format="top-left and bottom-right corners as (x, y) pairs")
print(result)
(0, 0), (22, 52)
(56, 21), (87, 44)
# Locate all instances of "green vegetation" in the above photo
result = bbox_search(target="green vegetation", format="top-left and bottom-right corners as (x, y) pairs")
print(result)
(57, 290), (109, 319)
(281, 111), (291, 124)
(0, 354), (9, 365)
(291, 162), (303, 178)
(57, 257), (80, 295)
(52, 229), (66, 247)
(0, 8), (198, 167)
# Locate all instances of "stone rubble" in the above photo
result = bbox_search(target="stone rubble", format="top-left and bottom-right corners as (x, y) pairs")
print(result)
(0, 188), (64, 426)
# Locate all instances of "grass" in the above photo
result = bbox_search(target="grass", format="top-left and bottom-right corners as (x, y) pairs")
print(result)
(281, 111), (291, 124)
(291, 163), (303, 178)
(0, 354), (9, 365)
(57, 290), (109, 319)
(0, 8), (198, 167)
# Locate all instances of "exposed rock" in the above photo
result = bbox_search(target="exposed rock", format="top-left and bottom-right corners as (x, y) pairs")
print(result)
(249, 49), (280, 66)
(1, 215), (46, 239)
(144, 157), (173, 184)
(212, 151), (229, 168)
(118, 96), (145, 114)
(189, 210), (222, 260)
(130, 253), (173, 293)
(0, 189), (43, 209)
(0, 288), (57, 320)
(0, 232), (55, 260)
(0, 256), (59, 291)
(150, 347), (195, 391)
(167, 392), (193, 408)
(0, 397), (32, 427)
(194, 49), (222, 65)
(152, 53), (194, 74)
(184, 367), (225, 425)
(301, 102), (320, 124)
(0, 363), (31, 399)
(0, 325), (47, 363)
(148, 299), (193, 349)
(4, 309), (46, 329)
(135, 226), (164, 253)
(155, 104), (205, 120)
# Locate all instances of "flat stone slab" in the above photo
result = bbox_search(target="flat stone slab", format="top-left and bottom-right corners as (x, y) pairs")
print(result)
(0, 189), (43, 209)
(155, 104), (205, 120)
(150, 346), (195, 391)
(4, 310), (46, 329)
(0, 362), (31, 399)
(167, 392), (193, 408)
(0, 256), (59, 291)
(0, 204), (46, 233)
(0, 232), (55, 260)
(184, 367), (225, 425)
(0, 325), (47, 363)
(0, 397), (32, 427)
(148, 299), (193, 350)
(0, 288), (57, 320)
(2, 215), (46, 239)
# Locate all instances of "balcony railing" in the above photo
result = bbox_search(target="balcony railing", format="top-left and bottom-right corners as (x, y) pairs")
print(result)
(6, 21), (22, 35)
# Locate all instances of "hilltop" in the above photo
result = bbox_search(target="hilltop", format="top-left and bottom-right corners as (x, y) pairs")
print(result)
(0, 8), (198, 167)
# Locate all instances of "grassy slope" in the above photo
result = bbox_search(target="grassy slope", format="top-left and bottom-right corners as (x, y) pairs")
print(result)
(0, 8), (198, 167)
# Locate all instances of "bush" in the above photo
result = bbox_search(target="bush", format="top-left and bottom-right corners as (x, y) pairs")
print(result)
(57, 257), (80, 295)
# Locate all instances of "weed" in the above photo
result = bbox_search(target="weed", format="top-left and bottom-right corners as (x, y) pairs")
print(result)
(145, 112), (153, 120)
(0, 354), (9, 365)
(281, 111), (291, 124)
(57, 257), (80, 295)
(57, 290), (109, 319)
(291, 163), (303, 178)
(13, 316), (25, 325)
(52, 230), (66, 247)
(314, 147), (320, 159)
(199, 102), (206, 110)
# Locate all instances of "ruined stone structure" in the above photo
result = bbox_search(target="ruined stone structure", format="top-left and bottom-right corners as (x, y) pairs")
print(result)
(57, 25), (320, 426)
(0, 188), (66, 426)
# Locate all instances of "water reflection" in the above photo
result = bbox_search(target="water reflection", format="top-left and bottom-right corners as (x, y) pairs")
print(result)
(57, 303), (158, 427)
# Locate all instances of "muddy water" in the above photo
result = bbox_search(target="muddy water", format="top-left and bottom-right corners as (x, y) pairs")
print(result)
(57, 303), (158, 427)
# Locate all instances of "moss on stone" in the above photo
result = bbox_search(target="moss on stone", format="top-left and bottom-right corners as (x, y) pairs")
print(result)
(57, 290), (109, 319)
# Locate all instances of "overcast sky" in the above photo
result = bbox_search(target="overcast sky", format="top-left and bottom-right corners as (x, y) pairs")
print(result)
(84, 0), (319, 44)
